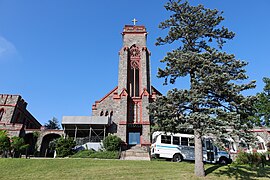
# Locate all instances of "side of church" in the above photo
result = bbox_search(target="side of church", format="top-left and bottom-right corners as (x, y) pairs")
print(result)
(0, 94), (64, 157)
(0, 94), (41, 136)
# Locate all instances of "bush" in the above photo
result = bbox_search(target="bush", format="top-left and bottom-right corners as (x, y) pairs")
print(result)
(0, 130), (10, 158)
(10, 136), (29, 158)
(102, 134), (122, 151)
(71, 150), (95, 158)
(55, 137), (76, 157)
(89, 151), (120, 159)
(71, 150), (120, 159)
(235, 151), (266, 167)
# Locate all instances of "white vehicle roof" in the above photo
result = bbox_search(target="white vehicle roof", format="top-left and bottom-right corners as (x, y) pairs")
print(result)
(152, 131), (194, 139)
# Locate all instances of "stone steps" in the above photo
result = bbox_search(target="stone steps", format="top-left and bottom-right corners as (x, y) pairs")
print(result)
(120, 145), (150, 161)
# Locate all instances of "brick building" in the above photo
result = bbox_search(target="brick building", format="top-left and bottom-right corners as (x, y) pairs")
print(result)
(62, 24), (161, 147)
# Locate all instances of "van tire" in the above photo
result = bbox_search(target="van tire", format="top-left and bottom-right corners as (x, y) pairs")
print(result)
(219, 157), (228, 165)
(172, 154), (182, 162)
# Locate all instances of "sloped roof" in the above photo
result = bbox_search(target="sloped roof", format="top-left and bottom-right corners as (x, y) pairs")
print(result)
(62, 116), (109, 125)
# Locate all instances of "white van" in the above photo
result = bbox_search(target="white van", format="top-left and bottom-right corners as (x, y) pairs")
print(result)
(151, 131), (232, 165)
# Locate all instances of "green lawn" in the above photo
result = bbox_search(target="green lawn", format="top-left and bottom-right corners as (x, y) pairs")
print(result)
(0, 158), (269, 180)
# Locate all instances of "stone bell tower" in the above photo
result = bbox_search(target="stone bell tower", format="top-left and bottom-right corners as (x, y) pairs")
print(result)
(116, 24), (157, 146)
(91, 23), (160, 146)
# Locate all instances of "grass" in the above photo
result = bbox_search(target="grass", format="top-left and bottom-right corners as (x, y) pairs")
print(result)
(0, 158), (269, 180)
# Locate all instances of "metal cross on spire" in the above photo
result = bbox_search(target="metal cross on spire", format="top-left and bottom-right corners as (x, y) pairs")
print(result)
(132, 18), (138, 26)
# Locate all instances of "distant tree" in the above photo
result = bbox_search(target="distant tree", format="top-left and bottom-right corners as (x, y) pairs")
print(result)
(44, 117), (60, 130)
(149, 0), (256, 177)
(0, 130), (11, 158)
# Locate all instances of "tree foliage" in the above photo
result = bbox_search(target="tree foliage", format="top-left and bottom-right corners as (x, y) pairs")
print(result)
(102, 134), (122, 151)
(44, 117), (60, 130)
(10, 136), (29, 158)
(149, 0), (256, 176)
(54, 137), (76, 157)
(0, 130), (11, 158)
(253, 77), (270, 126)
(0, 131), (29, 158)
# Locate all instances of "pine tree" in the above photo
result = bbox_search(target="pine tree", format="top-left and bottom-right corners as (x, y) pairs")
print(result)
(149, 0), (256, 176)
(44, 117), (60, 130)
(253, 77), (270, 126)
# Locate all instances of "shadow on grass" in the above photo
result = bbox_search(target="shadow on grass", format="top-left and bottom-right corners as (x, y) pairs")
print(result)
(205, 164), (222, 175)
(212, 164), (270, 180)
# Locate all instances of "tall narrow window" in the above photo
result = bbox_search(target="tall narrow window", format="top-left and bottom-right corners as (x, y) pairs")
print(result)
(100, 111), (104, 116)
(129, 45), (140, 97)
(0, 108), (4, 121)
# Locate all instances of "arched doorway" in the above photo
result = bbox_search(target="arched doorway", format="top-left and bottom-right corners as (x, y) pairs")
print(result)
(40, 133), (61, 157)
(24, 133), (37, 156)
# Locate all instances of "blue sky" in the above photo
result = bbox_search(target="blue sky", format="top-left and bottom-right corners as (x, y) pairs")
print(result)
(0, 0), (269, 125)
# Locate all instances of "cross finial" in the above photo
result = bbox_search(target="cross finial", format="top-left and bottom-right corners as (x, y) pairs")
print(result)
(132, 18), (138, 26)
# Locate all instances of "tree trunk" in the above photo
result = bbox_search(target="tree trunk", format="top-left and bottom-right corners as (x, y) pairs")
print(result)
(194, 130), (205, 177)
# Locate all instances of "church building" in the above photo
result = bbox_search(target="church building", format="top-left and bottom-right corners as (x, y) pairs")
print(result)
(62, 24), (161, 147)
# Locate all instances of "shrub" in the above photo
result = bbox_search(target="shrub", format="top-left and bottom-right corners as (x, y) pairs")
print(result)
(71, 150), (120, 159)
(235, 151), (266, 167)
(71, 150), (95, 158)
(235, 151), (249, 165)
(102, 134), (122, 151)
(10, 136), (29, 158)
(0, 130), (10, 158)
(55, 137), (76, 157)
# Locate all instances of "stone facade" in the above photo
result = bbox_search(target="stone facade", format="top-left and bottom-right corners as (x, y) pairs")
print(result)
(0, 94), (64, 157)
(63, 25), (160, 146)
(90, 25), (161, 146)
(0, 94), (41, 137)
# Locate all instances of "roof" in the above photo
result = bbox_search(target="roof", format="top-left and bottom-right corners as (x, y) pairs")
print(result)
(62, 116), (109, 125)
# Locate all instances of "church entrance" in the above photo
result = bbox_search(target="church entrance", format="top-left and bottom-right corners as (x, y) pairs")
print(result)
(128, 132), (140, 145)
(127, 125), (142, 145)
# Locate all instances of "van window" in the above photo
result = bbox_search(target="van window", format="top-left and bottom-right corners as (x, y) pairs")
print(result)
(161, 135), (171, 144)
(152, 136), (157, 143)
(173, 136), (180, 145)
(189, 138), (195, 146)
(206, 140), (214, 150)
(202, 140), (205, 147)
(181, 137), (188, 146)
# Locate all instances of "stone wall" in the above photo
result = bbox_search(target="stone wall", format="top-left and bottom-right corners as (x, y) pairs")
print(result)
(0, 94), (41, 128)
(92, 88), (117, 118)
(0, 95), (19, 123)
(123, 34), (146, 47)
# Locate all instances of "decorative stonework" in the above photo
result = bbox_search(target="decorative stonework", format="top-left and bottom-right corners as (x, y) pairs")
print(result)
(64, 25), (162, 147)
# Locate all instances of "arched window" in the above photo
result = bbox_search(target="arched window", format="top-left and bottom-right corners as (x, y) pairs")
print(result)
(105, 111), (109, 116)
(100, 111), (104, 116)
(110, 111), (113, 117)
(0, 108), (4, 121)
(129, 44), (140, 97)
